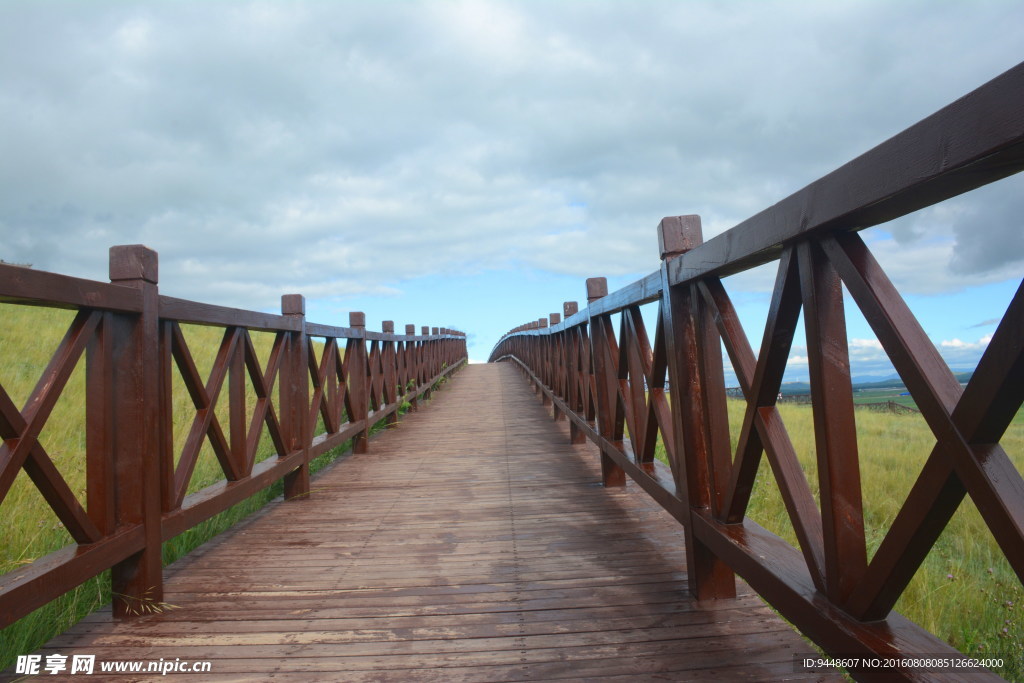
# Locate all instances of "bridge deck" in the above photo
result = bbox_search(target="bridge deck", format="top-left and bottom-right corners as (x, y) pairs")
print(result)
(34, 364), (828, 681)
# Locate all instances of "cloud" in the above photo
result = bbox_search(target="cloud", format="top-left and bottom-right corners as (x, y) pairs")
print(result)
(861, 224), (1023, 297)
(870, 176), (1024, 294)
(0, 0), (1021, 324)
(785, 339), (891, 379)
(778, 332), (992, 383)
(936, 334), (994, 371)
(940, 335), (993, 352)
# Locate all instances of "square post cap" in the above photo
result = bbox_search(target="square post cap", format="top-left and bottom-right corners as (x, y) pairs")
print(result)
(658, 215), (703, 259)
(281, 294), (305, 315)
(109, 245), (158, 284)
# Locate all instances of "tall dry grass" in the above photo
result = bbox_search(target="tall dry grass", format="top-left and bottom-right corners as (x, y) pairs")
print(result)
(654, 398), (1023, 678)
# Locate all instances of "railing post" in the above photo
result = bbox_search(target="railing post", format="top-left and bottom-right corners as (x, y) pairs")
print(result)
(587, 277), (626, 487)
(421, 326), (432, 401)
(430, 328), (440, 391)
(405, 324), (419, 411)
(347, 312), (369, 453)
(281, 294), (310, 499)
(538, 318), (551, 406)
(442, 328), (451, 371)
(550, 313), (564, 421)
(562, 301), (587, 445)
(658, 215), (736, 599)
(382, 321), (399, 427)
(108, 245), (163, 618)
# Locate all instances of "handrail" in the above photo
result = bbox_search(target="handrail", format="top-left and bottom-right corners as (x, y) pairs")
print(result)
(488, 61), (1024, 681)
(0, 248), (467, 629)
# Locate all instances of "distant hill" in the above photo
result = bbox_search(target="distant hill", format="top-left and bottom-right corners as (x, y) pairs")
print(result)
(852, 370), (973, 392)
(777, 382), (811, 396)
(773, 370), (973, 396)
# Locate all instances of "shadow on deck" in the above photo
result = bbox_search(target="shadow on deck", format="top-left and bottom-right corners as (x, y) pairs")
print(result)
(15, 364), (832, 681)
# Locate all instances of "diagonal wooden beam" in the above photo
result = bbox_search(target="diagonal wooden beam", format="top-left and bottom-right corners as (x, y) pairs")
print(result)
(699, 278), (755, 396)
(621, 307), (656, 468)
(616, 312), (641, 461)
(22, 442), (103, 544)
(648, 308), (675, 466)
(595, 315), (626, 444)
(628, 307), (661, 470)
(0, 383), (103, 543)
(243, 330), (287, 469)
(206, 329), (244, 483)
(700, 260), (825, 591)
(691, 281), (733, 518)
(0, 313), (105, 543)
(827, 234), (1024, 618)
(0, 311), (101, 500)
(172, 326), (241, 507)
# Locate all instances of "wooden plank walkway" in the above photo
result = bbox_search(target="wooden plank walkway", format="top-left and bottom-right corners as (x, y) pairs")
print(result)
(23, 363), (831, 681)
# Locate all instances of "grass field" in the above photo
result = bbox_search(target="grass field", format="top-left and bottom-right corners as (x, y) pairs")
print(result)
(0, 303), (423, 671)
(655, 398), (1024, 679)
(851, 386), (920, 409)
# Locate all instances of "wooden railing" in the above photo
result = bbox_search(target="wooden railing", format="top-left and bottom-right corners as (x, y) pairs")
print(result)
(489, 61), (1024, 679)
(0, 246), (466, 628)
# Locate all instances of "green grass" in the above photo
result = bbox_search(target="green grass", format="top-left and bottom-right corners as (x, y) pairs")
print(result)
(654, 398), (1024, 679)
(852, 386), (920, 409)
(0, 303), (433, 671)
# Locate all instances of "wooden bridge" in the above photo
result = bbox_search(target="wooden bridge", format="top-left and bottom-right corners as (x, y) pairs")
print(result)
(2, 62), (1023, 681)
(11, 363), (828, 681)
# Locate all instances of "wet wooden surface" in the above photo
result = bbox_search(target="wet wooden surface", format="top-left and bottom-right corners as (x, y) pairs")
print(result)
(26, 364), (833, 681)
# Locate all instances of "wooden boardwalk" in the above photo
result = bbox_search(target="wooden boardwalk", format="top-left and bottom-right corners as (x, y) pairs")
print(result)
(28, 364), (830, 681)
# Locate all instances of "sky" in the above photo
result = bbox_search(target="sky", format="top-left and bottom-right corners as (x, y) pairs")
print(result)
(1, 1), (1022, 381)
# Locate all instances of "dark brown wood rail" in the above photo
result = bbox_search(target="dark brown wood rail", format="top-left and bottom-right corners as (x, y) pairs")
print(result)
(0, 247), (466, 629)
(489, 61), (1024, 680)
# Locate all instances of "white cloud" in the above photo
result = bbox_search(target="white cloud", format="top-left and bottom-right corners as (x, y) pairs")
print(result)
(940, 335), (993, 352)
(114, 17), (153, 53)
(864, 177), (1024, 295)
(0, 0), (1021, 327)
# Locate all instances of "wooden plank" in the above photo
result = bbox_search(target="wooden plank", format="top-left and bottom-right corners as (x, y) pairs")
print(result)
(159, 295), (300, 331)
(0, 262), (142, 312)
(0, 527), (145, 631)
